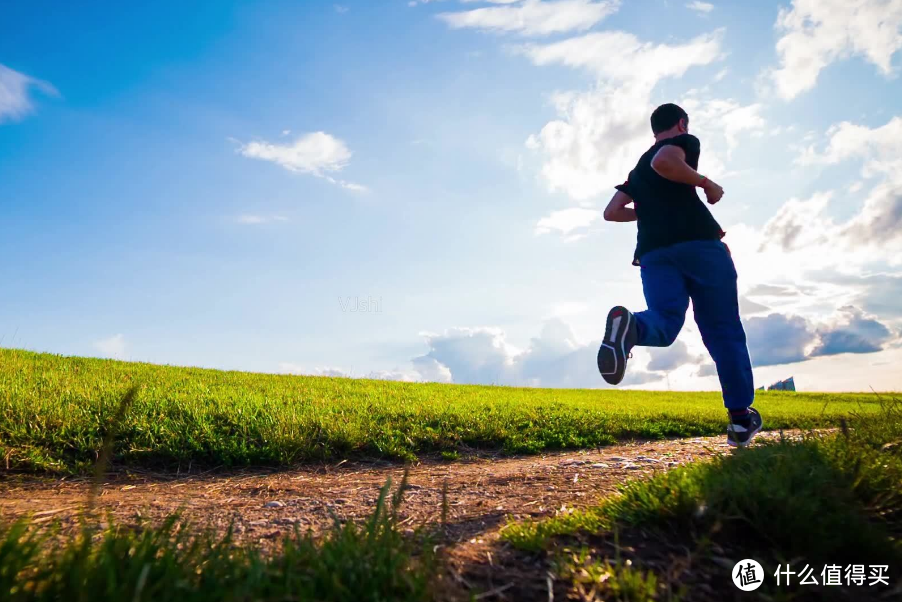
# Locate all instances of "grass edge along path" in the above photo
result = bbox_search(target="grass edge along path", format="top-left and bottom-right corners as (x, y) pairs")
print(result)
(1, 349), (889, 474)
(500, 402), (902, 601)
(0, 475), (438, 602)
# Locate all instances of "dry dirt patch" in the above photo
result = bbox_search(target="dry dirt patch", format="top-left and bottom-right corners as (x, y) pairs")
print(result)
(0, 433), (799, 550)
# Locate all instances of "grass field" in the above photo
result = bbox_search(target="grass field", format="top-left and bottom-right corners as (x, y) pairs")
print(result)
(501, 401), (902, 600)
(1, 478), (437, 602)
(2, 348), (900, 600)
(0, 348), (889, 474)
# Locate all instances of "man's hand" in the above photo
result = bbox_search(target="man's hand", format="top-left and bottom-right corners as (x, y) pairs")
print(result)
(702, 179), (724, 204)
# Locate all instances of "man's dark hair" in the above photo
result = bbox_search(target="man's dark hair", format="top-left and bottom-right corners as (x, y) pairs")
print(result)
(650, 103), (688, 135)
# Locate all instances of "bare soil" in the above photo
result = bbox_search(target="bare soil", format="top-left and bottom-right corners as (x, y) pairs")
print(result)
(0, 431), (801, 600)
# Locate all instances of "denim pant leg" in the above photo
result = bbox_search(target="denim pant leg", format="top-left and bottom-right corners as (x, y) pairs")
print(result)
(677, 241), (755, 409)
(634, 248), (690, 347)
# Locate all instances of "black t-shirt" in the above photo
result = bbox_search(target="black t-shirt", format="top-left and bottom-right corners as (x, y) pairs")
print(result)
(615, 134), (724, 265)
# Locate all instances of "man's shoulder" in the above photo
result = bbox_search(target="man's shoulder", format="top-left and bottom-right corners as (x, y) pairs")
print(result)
(660, 133), (700, 149)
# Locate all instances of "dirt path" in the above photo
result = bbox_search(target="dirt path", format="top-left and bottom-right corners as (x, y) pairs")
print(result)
(0, 432), (802, 551)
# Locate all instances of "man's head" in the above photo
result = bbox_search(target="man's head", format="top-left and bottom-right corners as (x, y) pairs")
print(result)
(650, 103), (689, 138)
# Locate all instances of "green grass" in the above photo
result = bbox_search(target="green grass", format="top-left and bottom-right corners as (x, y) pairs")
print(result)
(1, 348), (890, 473)
(0, 478), (436, 602)
(502, 403), (902, 600)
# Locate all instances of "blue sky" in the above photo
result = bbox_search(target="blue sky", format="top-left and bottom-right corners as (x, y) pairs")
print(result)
(3, 0), (902, 391)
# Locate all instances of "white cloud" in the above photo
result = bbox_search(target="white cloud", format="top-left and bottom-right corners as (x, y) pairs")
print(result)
(767, 0), (902, 100)
(797, 116), (902, 177)
(338, 181), (369, 192)
(0, 64), (57, 124)
(410, 319), (680, 388)
(686, 1), (714, 13)
(237, 131), (368, 191)
(647, 340), (702, 372)
(411, 356), (453, 383)
(781, 117), (902, 260)
(279, 362), (419, 382)
(516, 30), (723, 81)
(743, 306), (896, 367)
(413, 326), (521, 385)
(94, 334), (127, 359)
(519, 30), (724, 200)
(680, 96), (765, 158)
(365, 369), (419, 382)
(728, 188), (902, 292)
(534, 207), (601, 238)
(745, 314), (816, 366)
(812, 306), (894, 357)
(438, 0), (620, 37)
(234, 214), (288, 225)
(758, 192), (834, 253)
(334, 4), (349, 13)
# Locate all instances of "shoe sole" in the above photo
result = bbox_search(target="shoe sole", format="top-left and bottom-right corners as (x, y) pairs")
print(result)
(727, 415), (764, 448)
(598, 306), (632, 385)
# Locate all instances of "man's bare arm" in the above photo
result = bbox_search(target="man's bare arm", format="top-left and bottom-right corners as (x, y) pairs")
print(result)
(603, 190), (637, 222)
(650, 145), (724, 204)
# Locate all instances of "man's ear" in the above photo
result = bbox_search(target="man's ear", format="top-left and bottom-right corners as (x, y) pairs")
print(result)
(679, 118), (688, 133)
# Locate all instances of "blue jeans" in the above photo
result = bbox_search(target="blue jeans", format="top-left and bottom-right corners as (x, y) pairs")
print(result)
(635, 240), (754, 410)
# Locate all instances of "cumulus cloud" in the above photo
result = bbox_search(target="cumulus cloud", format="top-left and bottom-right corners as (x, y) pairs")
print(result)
(758, 193), (834, 253)
(438, 0), (621, 37)
(94, 334), (127, 359)
(680, 96), (765, 159)
(646, 340), (702, 372)
(794, 118), (902, 251)
(747, 189), (902, 278)
(744, 313), (817, 367)
(410, 319), (678, 388)
(517, 30), (725, 201)
(744, 307), (896, 367)
(797, 116), (902, 176)
(411, 356), (453, 383)
(841, 178), (902, 248)
(749, 117), (902, 264)
(811, 306), (894, 357)
(237, 131), (368, 191)
(413, 326), (520, 385)
(766, 0), (902, 100)
(0, 64), (57, 124)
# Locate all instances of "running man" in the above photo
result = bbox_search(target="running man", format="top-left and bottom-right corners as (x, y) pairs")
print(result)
(597, 103), (761, 447)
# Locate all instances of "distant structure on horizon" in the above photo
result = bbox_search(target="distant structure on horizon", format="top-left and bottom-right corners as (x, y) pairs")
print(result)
(759, 377), (796, 392)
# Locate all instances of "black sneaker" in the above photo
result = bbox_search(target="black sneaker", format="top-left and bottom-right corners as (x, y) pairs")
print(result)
(727, 407), (763, 448)
(598, 306), (638, 385)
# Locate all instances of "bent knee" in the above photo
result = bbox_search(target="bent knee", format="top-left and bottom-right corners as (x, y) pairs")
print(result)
(662, 321), (685, 346)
